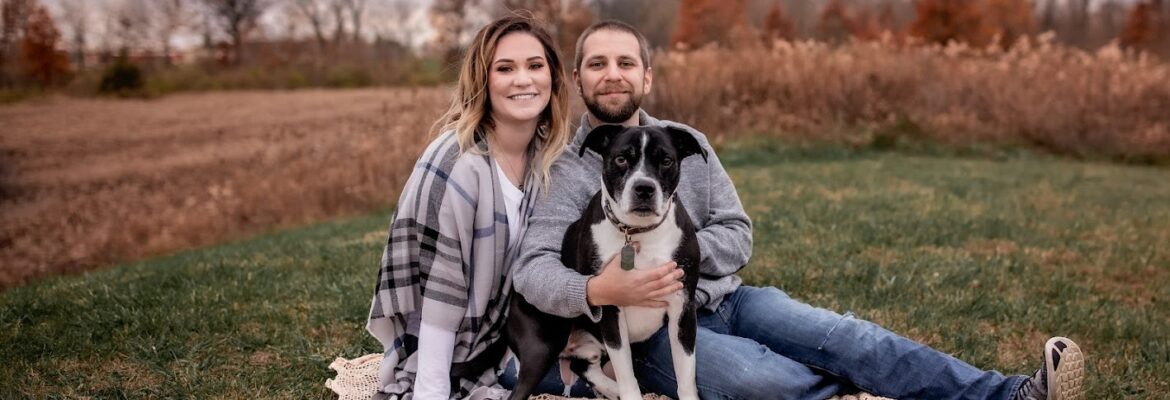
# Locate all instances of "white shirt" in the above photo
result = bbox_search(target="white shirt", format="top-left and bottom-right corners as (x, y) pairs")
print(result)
(414, 321), (456, 400)
(495, 159), (525, 249)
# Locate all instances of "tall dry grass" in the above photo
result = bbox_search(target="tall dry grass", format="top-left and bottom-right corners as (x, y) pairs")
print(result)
(0, 88), (446, 287)
(648, 34), (1170, 162)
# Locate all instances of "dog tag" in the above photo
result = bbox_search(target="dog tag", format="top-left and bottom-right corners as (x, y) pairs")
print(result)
(620, 243), (636, 271)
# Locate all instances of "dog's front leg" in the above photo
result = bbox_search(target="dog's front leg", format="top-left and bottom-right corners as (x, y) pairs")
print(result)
(564, 331), (621, 400)
(667, 295), (699, 400)
(600, 308), (643, 400)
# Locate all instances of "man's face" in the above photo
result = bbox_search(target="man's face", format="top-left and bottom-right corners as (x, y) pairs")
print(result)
(575, 29), (652, 125)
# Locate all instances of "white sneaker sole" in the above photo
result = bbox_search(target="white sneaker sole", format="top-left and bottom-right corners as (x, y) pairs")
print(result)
(1046, 336), (1085, 400)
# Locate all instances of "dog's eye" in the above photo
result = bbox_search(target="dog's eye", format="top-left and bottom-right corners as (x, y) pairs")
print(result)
(614, 156), (627, 166)
(661, 158), (674, 168)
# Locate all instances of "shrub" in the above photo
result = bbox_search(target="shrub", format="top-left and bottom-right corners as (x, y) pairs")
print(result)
(325, 65), (374, 88)
(98, 54), (144, 95)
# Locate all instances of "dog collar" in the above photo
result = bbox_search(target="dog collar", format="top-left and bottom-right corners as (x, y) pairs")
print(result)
(602, 194), (675, 240)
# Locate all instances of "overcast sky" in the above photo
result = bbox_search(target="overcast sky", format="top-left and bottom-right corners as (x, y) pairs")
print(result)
(40, 0), (441, 51)
(38, 0), (1142, 52)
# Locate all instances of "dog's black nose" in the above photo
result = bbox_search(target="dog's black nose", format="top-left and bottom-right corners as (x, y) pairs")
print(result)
(633, 183), (656, 200)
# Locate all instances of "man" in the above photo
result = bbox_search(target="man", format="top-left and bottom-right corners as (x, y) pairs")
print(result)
(512, 20), (1085, 400)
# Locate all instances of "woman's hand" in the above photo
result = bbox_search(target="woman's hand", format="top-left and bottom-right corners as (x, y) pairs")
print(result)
(586, 255), (684, 308)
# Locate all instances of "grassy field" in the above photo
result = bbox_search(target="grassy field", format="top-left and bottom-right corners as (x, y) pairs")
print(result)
(8, 37), (1170, 288)
(2, 148), (1168, 399)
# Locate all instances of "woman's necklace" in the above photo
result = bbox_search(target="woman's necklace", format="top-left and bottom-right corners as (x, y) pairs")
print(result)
(498, 153), (526, 191)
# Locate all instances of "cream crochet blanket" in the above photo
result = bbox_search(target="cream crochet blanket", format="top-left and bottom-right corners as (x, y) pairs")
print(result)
(325, 354), (894, 400)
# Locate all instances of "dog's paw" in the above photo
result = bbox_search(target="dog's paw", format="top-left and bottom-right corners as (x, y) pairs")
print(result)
(618, 391), (644, 400)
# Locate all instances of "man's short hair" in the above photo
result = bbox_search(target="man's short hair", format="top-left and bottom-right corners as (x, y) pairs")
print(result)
(574, 20), (652, 71)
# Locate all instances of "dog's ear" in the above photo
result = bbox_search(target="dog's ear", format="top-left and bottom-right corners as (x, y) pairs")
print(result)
(579, 124), (624, 158)
(666, 126), (708, 164)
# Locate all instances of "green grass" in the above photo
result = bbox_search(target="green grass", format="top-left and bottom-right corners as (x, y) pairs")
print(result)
(0, 215), (390, 399)
(3, 149), (1169, 399)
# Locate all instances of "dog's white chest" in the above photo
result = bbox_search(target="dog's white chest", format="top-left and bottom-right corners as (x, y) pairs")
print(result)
(590, 216), (683, 272)
(591, 218), (685, 342)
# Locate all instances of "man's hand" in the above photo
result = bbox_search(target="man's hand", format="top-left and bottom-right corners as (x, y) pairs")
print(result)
(586, 255), (684, 308)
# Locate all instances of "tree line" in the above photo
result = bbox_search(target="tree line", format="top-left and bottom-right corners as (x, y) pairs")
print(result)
(2, 0), (1168, 92)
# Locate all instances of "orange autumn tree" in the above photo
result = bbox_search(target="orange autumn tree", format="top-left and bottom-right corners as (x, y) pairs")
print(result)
(20, 2), (68, 87)
(909, 0), (994, 46)
(983, 0), (1036, 46)
(817, 0), (854, 42)
(672, 0), (748, 49)
(762, 1), (795, 41)
(557, 0), (594, 57)
(850, 7), (884, 41)
(817, 1), (886, 42)
(1119, 1), (1163, 49)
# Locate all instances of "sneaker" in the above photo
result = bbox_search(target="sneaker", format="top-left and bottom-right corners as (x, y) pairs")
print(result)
(1013, 336), (1085, 400)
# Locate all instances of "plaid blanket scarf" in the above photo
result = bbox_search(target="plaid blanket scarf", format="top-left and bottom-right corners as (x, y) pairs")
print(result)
(367, 131), (540, 399)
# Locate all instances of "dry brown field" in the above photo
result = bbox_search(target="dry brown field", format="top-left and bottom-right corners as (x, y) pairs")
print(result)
(0, 88), (447, 287)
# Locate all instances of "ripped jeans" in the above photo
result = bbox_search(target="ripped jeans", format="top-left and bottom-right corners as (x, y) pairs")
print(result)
(625, 285), (1027, 400)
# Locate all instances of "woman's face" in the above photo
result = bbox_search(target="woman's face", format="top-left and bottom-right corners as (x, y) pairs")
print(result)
(488, 32), (553, 128)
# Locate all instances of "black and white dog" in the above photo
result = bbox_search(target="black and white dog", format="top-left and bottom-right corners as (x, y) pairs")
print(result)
(504, 124), (708, 400)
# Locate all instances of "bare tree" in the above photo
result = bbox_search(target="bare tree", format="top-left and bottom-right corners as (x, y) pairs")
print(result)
(495, 0), (561, 23)
(200, 4), (215, 50)
(292, 0), (330, 55)
(341, 0), (367, 43)
(1160, 0), (1170, 55)
(2, 0), (34, 83)
(153, 0), (189, 66)
(59, 0), (88, 69)
(1070, 0), (1090, 45)
(1, 0), (32, 47)
(370, 0), (415, 49)
(1095, 0), (1126, 46)
(595, 0), (680, 49)
(202, 0), (269, 64)
(1039, 0), (1057, 33)
(110, 0), (154, 53)
(782, 0), (813, 37)
(429, 0), (469, 64)
(330, 0), (345, 45)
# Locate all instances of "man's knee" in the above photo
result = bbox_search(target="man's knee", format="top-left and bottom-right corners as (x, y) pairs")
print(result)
(694, 347), (826, 400)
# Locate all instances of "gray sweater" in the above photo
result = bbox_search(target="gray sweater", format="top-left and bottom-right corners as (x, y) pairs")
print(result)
(513, 111), (752, 321)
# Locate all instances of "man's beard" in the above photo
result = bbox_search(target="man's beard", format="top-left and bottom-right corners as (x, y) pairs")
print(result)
(583, 87), (641, 124)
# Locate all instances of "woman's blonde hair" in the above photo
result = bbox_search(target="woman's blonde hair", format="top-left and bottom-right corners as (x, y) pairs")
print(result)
(431, 14), (572, 192)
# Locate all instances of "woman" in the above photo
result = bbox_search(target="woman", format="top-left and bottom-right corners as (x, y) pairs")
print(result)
(366, 15), (572, 400)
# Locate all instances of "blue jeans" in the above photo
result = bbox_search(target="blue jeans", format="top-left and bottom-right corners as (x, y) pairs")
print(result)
(497, 351), (599, 397)
(502, 285), (1026, 399)
(636, 286), (1026, 399)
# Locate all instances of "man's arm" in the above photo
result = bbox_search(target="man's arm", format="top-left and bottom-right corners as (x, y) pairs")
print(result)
(513, 146), (684, 320)
(695, 147), (753, 278)
(513, 152), (604, 320)
(657, 120), (753, 279)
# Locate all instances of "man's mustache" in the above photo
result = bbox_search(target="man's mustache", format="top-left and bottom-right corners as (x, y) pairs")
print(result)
(595, 84), (631, 95)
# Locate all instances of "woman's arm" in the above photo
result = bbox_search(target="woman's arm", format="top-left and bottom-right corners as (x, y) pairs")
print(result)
(413, 321), (456, 400)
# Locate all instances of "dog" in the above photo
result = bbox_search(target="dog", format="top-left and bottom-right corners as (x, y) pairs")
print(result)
(503, 123), (708, 400)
